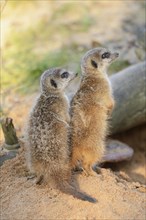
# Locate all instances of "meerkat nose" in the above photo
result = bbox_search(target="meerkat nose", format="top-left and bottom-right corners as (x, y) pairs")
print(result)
(115, 52), (119, 57)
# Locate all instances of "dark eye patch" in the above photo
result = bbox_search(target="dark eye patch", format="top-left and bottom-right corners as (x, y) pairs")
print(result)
(50, 79), (57, 88)
(102, 52), (110, 59)
(91, 60), (98, 68)
(61, 72), (69, 79)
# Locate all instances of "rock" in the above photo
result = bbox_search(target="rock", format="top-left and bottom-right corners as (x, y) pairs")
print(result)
(0, 149), (18, 166)
(102, 139), (134, 163)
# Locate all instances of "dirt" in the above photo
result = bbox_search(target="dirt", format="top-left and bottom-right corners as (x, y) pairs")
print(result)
(112, 124), (146, 186)
(0, 145), (145, 220)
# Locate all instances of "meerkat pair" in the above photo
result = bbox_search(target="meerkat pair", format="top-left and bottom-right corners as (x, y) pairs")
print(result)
(70, 48), (119, 176)
(25, 67), (96, 203)
(25, 47), (118, 202)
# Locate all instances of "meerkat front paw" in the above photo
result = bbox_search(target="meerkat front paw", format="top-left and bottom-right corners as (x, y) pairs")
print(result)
(107, 99), (115, 116)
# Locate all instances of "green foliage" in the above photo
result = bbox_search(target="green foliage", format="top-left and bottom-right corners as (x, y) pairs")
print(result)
(2, 24), (84, 93)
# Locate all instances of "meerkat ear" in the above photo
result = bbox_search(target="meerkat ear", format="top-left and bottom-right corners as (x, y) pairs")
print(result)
(50, 79), (57, 88)
(91, 60), (98, 68)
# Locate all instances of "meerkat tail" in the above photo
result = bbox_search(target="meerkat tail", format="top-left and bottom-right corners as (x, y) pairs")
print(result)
(62, 183), (97, 203)
(54, 175), (97, 203)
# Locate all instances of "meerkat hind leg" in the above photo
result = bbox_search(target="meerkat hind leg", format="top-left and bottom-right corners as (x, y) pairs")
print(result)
(71, 153), (83, 173)
(82, 163), (98, 177)
(72, 160), (84, 174)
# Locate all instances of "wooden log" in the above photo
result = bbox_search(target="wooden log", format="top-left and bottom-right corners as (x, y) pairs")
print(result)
(0, 117), (20, 150)
(110, 61), (146, 134)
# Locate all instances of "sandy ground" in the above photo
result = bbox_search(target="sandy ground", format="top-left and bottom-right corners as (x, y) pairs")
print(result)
(0, 146), (146, 220)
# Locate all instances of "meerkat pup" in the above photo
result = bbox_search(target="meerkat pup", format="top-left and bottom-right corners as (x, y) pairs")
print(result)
(25, 67), (96, 203)
(70, 48), (119, 176)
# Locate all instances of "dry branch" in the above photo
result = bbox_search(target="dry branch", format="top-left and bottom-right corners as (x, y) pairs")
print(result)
(0, 117), (20, 150)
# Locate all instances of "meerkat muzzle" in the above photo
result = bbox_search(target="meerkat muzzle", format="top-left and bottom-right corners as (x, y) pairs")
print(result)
(115, 52), (119, 57)
(110, 52), (119, 61)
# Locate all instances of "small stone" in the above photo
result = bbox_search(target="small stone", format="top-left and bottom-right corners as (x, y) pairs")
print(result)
(0, 150), (18, 166)
(102, 139), (134, 163)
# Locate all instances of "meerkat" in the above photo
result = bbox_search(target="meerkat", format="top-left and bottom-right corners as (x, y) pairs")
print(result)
(70, 47), (119, 176)
(25, 67), (96, 203)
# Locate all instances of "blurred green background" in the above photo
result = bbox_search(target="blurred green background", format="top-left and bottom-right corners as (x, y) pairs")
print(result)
(1, 0), (145, 94)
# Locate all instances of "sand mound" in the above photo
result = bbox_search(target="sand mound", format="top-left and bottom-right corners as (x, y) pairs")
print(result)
(1, 147), (145, 220)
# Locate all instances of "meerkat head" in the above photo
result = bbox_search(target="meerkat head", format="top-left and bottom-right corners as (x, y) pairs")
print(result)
(81, 47), (119, 75)
(40, 68), (77, 94)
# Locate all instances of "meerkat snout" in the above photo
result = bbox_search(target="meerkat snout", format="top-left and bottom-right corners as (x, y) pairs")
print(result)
(108, 52), (119, 62)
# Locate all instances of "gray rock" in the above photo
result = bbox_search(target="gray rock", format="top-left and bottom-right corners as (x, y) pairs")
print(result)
(102, 139), (134, 163)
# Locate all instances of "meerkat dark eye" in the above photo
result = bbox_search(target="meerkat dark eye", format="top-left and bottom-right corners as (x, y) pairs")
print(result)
(61, 72), (69, 79)
(50, 79), (57, 88)
(102, 52), (110, 59)
(91, 60), (98, 68)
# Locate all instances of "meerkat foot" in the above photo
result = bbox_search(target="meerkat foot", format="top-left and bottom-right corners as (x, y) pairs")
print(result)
(82, 168), (90, 177)
(73, 166), (84, 174)
(88, 169), (98, 177)
(26, 172), (44, 184)
(82, 165), (98, 177)
(35, 175), (44, 185)
(93, 166), (102, 174)
(27, 172), (36, 180)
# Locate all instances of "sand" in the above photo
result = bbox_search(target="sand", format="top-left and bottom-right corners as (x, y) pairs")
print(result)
(0, 143), (146, 220)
